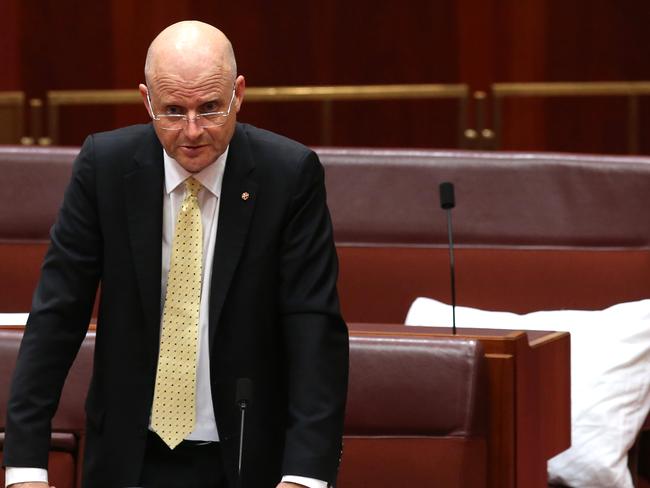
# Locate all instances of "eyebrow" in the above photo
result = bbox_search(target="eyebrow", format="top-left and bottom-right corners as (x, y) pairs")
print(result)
(159, 94), (227, 108)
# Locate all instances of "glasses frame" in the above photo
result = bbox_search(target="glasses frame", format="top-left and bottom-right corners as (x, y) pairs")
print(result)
(146, 86), (236, 130)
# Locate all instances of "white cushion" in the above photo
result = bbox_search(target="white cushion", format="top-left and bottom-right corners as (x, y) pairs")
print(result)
(0, 313), (28, 326)
(405, 298), (650, 488)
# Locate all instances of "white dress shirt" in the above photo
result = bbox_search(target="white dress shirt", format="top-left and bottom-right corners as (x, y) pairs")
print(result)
(6, 147), (326, 488)
(158, 146), (226, 442)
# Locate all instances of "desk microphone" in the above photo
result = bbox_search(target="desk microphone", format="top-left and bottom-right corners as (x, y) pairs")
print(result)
(439, 182), (457, 335)
(236, 377), (253, 488)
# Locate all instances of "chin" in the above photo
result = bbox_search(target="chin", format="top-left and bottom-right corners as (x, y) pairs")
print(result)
(174, 148), (219, 173)
(178, 158), (211, 173)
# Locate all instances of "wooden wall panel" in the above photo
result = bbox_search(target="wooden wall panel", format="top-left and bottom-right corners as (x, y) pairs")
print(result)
(18, 1), (115, 145)
(0, 0), (22, 90)
(491, 1), (650, 154)
(0, 0), (23, 142)
(6, 0), (650, 153)
(542, 1), (650, 155)
(496, 0), (548, 151)
(642, 99), (650, 155)
(456, 0), (497, 91)
(19, 2), (114, 94)
(325, 1), (459, 148)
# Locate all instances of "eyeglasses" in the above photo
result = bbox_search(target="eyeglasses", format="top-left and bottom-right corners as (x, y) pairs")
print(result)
(146, 87), (236, 130)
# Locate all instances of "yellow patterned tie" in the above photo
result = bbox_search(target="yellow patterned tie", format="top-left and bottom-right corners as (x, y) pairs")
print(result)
(151, 177), (203, 449)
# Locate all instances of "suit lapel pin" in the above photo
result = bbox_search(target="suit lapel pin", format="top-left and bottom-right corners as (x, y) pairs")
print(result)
(241, 192), (250, 201)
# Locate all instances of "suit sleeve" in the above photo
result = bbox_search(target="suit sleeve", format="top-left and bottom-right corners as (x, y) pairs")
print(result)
(279, 150), (349, 484)
(3, 135), (102, 469)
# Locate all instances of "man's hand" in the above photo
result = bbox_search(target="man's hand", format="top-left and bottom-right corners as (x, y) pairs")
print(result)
(8, 484), (54, 488)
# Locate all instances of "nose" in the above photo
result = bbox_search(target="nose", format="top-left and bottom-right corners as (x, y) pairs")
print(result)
(182, 117), (204, 139)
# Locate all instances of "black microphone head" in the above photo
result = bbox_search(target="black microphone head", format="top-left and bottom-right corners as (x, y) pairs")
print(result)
(439, 182), (455, 210)
(236, 378), (253, 406)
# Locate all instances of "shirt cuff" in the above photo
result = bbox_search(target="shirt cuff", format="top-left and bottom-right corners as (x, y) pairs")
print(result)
(5, 467), (49, 487)
(281, 475), (328, 488)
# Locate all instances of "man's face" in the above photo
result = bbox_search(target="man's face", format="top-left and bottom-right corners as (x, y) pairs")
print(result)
(140, 73), (245, 173)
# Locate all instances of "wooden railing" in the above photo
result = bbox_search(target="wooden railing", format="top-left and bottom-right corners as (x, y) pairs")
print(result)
(44, 84), (470, 146)
(3, 81), (649, 153)
(0, 92), (25, 144)
(491, 81), (650, 153)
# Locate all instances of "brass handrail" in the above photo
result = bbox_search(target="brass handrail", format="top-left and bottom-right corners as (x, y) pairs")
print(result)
(245, 84), (467, 101)
(493, 81), (650, 97)
(48, 89), (141, 105)
(45, 84), (470, 145)
(0, 92), (25, 144)
(46, 90), (141, 144)
(0, 91), (24, 105)
(492, 81), (650, 153)
(46, 84), (468, 103)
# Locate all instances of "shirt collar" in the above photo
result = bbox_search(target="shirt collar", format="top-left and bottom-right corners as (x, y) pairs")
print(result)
(163, 146), (229, 198)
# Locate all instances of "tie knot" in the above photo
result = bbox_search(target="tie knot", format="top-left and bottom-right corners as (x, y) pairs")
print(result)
(185, 177), (202, 199)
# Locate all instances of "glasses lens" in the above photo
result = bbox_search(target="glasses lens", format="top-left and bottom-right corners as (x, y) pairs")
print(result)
(157, 116), (185, 130)
(198, 114), (229, 128)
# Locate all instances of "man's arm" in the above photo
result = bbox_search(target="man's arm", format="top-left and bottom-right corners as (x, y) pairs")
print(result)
(3, 136), (102, 470)
(278, 150), (349, 485)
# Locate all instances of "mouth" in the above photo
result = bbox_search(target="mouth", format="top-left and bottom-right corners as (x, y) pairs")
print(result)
(179, 145), (208, 157)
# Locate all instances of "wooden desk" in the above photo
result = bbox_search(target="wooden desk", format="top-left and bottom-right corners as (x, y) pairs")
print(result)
(349, 323), (571, 488)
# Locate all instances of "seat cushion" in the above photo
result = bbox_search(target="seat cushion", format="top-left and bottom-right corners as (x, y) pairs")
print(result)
(337, 437), (486, 488)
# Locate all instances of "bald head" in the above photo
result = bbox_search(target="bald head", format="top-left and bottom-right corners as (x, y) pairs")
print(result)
(139, 21), (245, 173)
(144, 21), (237, 86)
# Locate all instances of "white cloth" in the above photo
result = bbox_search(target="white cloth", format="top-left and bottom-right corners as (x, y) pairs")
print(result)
(0, 314), (28, 325)
(406, 297), (650, 488)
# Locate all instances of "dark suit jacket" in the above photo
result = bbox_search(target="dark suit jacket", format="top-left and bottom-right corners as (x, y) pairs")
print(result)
(4, 123), (349, 488)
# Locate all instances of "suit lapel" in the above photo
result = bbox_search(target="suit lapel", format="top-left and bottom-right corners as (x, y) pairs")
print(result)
(209, 124), (258, 344)
(124, 127), (164, 353)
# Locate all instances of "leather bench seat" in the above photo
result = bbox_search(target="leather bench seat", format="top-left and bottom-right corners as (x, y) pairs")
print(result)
(3, 145), (650, 318)
(0, 327), (94, 488)
(317, 148), (650, 323)
(0, 146), (77, 312)
(0, 327), (488, 488)
(339, 333), (487, 487)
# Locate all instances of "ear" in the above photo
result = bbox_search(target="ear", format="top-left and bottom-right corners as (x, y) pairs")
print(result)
(234, 75), (246, 113)
(139, 83), (153, 117)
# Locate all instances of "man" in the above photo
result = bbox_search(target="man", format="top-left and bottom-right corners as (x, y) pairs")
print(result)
(3, 21), (348, 488)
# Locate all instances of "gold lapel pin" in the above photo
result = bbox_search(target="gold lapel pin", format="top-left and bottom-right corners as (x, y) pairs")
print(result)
(241, 192), (250, 201)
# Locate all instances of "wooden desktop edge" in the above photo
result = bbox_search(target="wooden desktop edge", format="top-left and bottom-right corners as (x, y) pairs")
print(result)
(348, 323), (567, 347)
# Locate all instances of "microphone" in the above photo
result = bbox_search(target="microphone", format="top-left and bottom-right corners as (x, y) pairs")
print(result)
(236, 378), (253, 488)
(439, 182), (457, 335)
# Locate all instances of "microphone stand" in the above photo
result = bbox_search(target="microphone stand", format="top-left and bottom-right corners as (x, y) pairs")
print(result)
(445, 206), (457, 335)
(439, 182), (457, 335)
(236, 378), (253, 488)
(237, 399), (247, 484)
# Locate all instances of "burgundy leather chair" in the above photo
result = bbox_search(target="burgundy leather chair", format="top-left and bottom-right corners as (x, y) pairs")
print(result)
(1, 327), (488, 488)
(0, 327), (94, 488)
(338, 332), (488, 487)
(0, 146), (76, 312)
